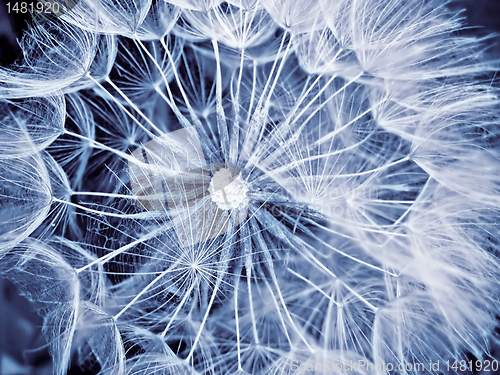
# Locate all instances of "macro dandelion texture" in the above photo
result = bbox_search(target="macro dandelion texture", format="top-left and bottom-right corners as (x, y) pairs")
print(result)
(1, 0), (500, 374)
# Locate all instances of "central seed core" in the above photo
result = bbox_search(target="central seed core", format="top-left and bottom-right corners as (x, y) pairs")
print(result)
(208, 167), (248, 211)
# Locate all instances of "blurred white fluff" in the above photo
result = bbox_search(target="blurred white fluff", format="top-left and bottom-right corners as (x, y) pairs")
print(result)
(0, 0), (500, 374)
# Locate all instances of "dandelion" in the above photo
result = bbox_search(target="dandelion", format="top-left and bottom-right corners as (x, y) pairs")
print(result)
(1, 0), (500, 374)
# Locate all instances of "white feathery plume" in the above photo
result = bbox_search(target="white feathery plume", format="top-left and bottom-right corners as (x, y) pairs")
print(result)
(0, 146), (52, 253)
(0, 21), (98, 98)
(61, 0), (153, 37)
(0, 93), (65, 158)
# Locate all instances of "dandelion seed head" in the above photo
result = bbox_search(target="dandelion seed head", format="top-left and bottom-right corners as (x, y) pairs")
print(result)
(2, 0), (500, 374)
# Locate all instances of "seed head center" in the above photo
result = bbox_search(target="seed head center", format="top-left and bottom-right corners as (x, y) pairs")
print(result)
(208, 168), (248, 211)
